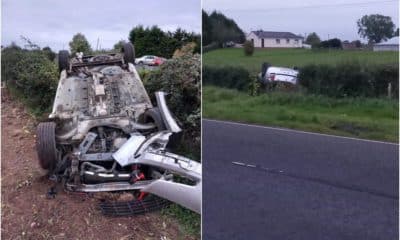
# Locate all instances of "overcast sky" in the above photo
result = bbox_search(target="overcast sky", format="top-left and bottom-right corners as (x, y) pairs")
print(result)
(2, 0), (201, 51)
(203, 0), (399, 42)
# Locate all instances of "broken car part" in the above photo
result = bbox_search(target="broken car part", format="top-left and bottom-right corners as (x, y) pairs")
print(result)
(36, 43), (201, 214)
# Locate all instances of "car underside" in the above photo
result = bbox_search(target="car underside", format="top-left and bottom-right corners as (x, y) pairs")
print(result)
(36, 43), (201, 214)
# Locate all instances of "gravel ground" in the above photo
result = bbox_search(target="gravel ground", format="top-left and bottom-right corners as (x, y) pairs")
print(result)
(1, 89), (195, 240)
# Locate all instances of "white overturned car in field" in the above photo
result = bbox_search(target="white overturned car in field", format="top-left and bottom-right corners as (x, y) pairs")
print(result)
(259, 62), (299, 85)
(36, 43), (201, 215)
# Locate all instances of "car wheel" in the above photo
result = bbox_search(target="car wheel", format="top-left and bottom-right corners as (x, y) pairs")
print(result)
(143, 107), (166, 131)
(121, 43), (135, 64)
(36, 122), (58, 171)
(58, 50), (69, 73)
(261, 62), (270, 78)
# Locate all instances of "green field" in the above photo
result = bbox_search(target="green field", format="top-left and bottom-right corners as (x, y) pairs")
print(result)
(203, 86), (398, 142)
(203, 48), (399, 73)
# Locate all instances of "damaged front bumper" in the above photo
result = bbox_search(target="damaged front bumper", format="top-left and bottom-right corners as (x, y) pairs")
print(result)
(66, 91), (202, 214)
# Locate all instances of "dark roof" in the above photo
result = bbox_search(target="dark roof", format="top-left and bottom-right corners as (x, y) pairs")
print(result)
(251, 30), (303, 39)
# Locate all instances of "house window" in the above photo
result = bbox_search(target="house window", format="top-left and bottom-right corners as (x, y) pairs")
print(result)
(286, 39), (290, 44)
(295, 39), (299, 44)
(251, 39), (254, 44)
(276, 39), (280, 44)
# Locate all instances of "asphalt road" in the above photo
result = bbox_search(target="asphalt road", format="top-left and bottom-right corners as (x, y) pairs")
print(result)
(202, 119), (398, 240)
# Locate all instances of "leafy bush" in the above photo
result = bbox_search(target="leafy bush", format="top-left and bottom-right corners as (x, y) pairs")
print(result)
(1, 45), (24, 85)
(317, 38), (342, 49)
(42, 46), (56, 61)
(298, 62), (398, 98)
(1, 46), (58, 113)
(69, 33), (92, 55)
(203, 66), (252, 91)
(243, 40), (254, 56)
(143, 51), (201, 159)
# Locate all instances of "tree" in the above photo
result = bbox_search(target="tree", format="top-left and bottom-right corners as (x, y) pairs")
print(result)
(129, 25), (200, 58)
(352, 40), (362, 48)
(305, 32), (321, 47)
(20, 35), (40, 50)
(243, 40), (254, 56)
(394, 28), (399, 37)
(202, 10), (211, 45)
(69, 33), (92, 55)
(357, 14), (396, 43)
(129, 25), (167, 57)
(319, 38), (342, 49)
(42, 46), (56, 61)
(113, 40), (126, 51)
(202, 11), (245, 46)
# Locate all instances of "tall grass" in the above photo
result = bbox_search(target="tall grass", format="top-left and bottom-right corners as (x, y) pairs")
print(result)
(203, 86), (398, 142)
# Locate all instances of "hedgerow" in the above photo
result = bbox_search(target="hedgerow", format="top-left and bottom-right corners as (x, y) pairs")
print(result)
(143, 51), (201, 159)
(1, 46), (58, 113)
(298, 62), (398, 98)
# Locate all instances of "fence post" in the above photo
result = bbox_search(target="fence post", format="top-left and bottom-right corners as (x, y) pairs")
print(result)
(387, 82), (392, 98)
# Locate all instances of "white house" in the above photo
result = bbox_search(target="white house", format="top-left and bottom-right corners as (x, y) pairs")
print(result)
(373, 37), (399, 51)
(247, 30), (303, 48)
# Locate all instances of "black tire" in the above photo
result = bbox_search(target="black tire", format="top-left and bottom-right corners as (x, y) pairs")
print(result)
(36, 122), (58, 171)
(121, 43), (135, 64)
(143, 107), (166, 131)
(58, 50), (69, 73)
(261, 62), (270, 78)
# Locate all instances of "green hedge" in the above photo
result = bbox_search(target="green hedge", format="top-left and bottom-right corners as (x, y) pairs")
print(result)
(203, 66), (252, 91)
(298, 63), (398, 98)
(1, 47), (58, 113)
(144, 53), (201, 160)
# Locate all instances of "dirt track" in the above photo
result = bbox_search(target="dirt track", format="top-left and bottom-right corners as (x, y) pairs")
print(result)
(1, 90), (194, 240)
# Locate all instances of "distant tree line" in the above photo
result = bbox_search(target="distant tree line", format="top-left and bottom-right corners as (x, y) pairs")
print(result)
(304, 14), (398, 49)
(202, 10), (245, 47)
(66, 27), (200, 59)
(128, 26), (200, 58)
(304, 33), (343, 49)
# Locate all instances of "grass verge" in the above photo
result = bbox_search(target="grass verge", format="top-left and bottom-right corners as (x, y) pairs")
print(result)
(6, 85), (49, 118)
(203, 86), (398, 142)
(162, 204), (201, 238)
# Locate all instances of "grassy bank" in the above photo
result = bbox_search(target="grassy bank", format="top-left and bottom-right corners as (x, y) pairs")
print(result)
(163, 204), (200, 238)
(203, 48), (399, 74)
(203, 86), (398, 142)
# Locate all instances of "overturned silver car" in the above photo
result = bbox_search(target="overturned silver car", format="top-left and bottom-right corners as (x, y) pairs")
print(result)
(36, 43), (201, 214)
(259, 62), (299, 85)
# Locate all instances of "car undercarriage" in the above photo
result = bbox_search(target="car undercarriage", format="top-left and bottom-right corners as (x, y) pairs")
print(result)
(36, 43), (201, 214)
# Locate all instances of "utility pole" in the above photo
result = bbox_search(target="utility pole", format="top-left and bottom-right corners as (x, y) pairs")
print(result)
(96, 37), (99, 51)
